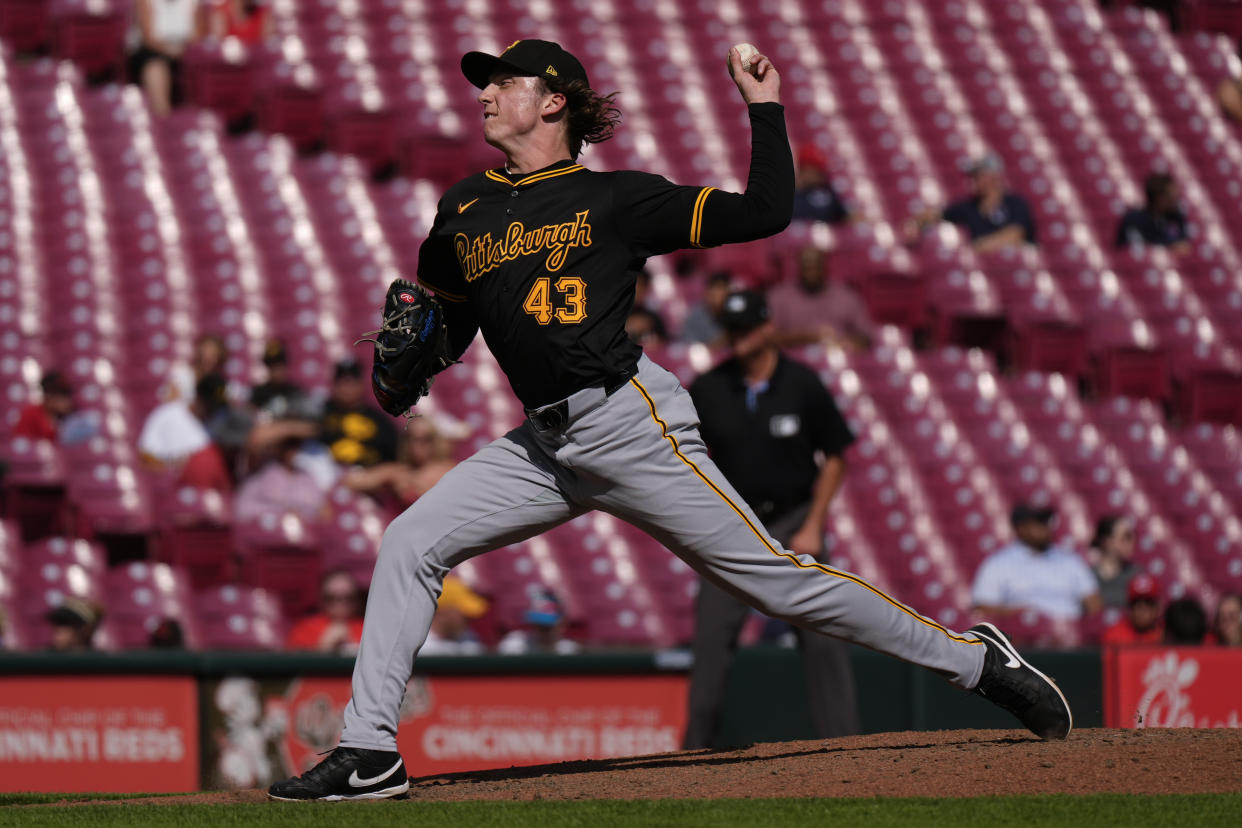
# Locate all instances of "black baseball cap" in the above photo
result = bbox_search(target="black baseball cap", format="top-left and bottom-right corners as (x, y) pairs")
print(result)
(262, 339), (287, 366)
(461, 39), (589, 90)
(334, 357), (362, 381)
(40, 371), (71, 397)
(719, 289), (771, 333)
(1010, 503), (1056, 527)
(47, 597), (100, 629)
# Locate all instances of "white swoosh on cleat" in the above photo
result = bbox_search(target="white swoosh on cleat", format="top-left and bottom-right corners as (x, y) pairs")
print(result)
(348, 759), (403, 788)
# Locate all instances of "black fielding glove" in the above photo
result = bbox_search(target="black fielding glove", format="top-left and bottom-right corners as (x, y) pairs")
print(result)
(357, 279), (455, 417)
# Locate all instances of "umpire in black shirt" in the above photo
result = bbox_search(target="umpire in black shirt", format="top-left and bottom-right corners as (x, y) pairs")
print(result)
(682, 289), (860, 748)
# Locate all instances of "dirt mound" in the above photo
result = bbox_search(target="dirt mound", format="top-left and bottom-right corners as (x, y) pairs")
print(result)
(33, 729), (1242, 805)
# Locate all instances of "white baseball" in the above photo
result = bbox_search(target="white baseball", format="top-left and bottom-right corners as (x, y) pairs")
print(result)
(730, 42), (761, 77)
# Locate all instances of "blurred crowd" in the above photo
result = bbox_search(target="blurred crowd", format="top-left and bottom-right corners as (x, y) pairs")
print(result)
(3, 131), (1239, 657)
(2, 1), (1241, 660)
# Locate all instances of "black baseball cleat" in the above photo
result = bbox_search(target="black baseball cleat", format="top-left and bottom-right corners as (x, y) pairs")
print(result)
(268, 747), (409, 801)
(969, 622), (1073, 741)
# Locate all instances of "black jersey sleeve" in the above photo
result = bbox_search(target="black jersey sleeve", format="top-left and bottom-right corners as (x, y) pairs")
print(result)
(416, 202), (468, 303)
(416, 201), (479, 360)
(614, 102), (794, 257)
(805, 372), (855, 458)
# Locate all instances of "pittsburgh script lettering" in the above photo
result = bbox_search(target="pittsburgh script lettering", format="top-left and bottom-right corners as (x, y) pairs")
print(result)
(455, 211), (593, 281)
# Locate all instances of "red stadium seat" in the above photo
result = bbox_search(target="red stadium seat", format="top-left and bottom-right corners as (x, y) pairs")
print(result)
(0, 0), (51, 52)
(1176, 370), (1242, 424)
(235, 513), (323, 619)
(182, 40), (257, 126)
(49, 1), (127, 81)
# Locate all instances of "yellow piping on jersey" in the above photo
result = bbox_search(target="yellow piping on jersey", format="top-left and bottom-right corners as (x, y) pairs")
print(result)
(628, 377), (983, 647)
(689, 186), (717, 248)
(484, 164), (585, 188)
(418, 279), (467, 302)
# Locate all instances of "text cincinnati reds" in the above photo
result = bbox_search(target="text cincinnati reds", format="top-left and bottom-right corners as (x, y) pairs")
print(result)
(454, 210), (593, 281)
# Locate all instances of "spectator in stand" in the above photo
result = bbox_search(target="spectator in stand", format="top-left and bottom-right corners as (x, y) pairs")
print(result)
(140, 365), (211, 462)
(418, 576), (488, 656)
(319, 358), (398, 468)
(1115, 173), (1190, 251)
(250, 339), (312, 420)
(13, 372), (75, 441)
(139, 365), (232, 491)
(341, 416), (458, 510)
(767, 244), (874, 351)
(1164, 597), (1209, 645)
(47, 597), (102, 652)
(910, 153), (1036, 252)
(1100, 574), (1163, 646)
(1212, 593), (1241, 647)
(633, 267), (655, 310)
(203, 0), (272, 46)
(233, 431), (326, 523)
(680, 270), (733, 346)
(972, 503), (1102, 622)
(625, 306), (669, 348)
(628, 269), (670, 345)
(130, 0), (204, 117)
(1219, 76), (1242, 124)
(1088, 515), (1138, 609)
(149, 618), (185, 649)
(945, 153), (1036, 251)
(192, 333), (228, 382)
(791, 143), (851, 224)
(497, 587), (580, 655)
(195, 373), (253, 477)
(287, 570), (365, 654)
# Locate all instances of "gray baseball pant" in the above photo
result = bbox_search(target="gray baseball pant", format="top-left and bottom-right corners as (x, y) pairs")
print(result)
(339, 355), (985, 751)
(683, 505), (861, 749)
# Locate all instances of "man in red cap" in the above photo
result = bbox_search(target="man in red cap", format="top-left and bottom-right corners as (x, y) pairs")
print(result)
(1100, 574), (1163, 646)
(791, 143), (851, 224)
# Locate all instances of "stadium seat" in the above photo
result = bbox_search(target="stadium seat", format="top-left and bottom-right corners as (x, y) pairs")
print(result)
(49, 0), (127, 81)
(194, 583), (286, 649)
(235, 513), (323, 618)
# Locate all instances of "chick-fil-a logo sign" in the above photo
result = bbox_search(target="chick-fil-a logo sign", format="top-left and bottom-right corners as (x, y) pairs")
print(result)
(1106, 648), (1242, 729)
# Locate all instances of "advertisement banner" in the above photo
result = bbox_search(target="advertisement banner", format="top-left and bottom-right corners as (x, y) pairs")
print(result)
(201, 673), (687, 788)
(0, 676), (199, 792)
(1104, 647), (1242, 729)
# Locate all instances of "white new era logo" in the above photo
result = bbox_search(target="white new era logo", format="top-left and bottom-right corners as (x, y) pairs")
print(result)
(348, 759), (403, 788)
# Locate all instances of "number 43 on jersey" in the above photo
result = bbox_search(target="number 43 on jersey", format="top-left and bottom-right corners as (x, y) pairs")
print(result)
(523, 276), (587, 325)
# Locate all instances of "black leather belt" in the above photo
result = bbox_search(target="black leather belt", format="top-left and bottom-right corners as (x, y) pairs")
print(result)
(526, 370), (635, 432)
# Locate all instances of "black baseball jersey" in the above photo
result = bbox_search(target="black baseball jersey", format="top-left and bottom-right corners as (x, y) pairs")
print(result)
(689, 353), (854, 517)
(417, 102), (794, 409)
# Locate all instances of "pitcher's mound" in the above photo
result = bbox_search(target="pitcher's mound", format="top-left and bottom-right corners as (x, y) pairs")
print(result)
(38, 729), (1242, 806)
(407, 728), (1242, 801)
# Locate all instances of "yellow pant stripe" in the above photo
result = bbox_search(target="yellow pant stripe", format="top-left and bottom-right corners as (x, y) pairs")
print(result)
(689, 186), (716, 248)
(628, 378), (981, 647)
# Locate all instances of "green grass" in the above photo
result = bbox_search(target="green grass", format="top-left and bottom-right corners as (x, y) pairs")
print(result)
(0, 793), (182, 806)
(1, 794), (1239, 827)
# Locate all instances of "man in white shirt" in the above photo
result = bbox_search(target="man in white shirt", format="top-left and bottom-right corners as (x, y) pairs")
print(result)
(972, 504), (1101, 621)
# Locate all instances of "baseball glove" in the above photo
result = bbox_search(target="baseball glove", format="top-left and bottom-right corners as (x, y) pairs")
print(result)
(356, 279), (454, 417)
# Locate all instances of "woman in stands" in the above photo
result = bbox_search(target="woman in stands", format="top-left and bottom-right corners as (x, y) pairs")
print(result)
(130, 0), (204, 116)
(341, 416), (459, 511)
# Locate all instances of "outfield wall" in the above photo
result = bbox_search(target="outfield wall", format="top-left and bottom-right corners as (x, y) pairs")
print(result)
(0, 646), (1234, 792)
